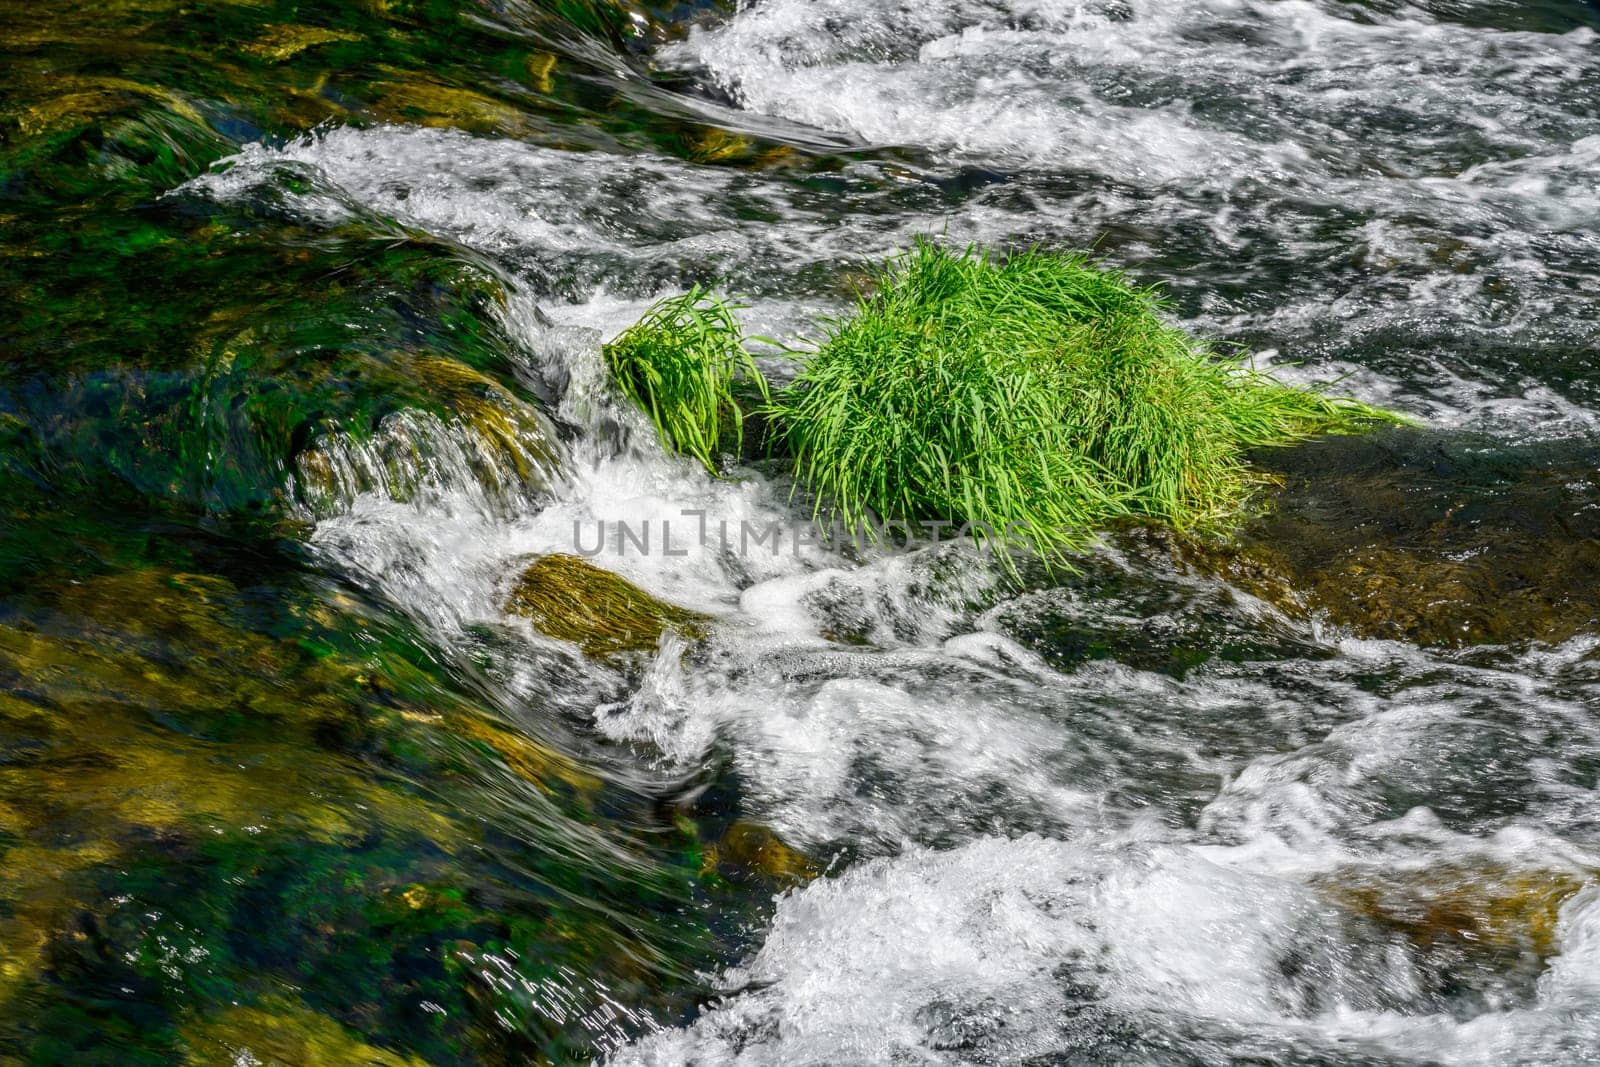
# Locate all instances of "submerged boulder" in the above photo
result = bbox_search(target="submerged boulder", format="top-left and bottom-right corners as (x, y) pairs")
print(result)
(0, 558), (729, 1063)
(1170, 427), (1600, 646)
(1316, 860), (1593, 1016)
(504, 553), (708, 659)
(182, 996), (434, 1067)
(294, 352), (562, 516)
(705, 821), (818, 889)
(1319, 861), (1590, 961)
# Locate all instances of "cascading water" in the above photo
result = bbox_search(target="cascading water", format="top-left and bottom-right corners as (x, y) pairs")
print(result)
(2, 0), (1599, 1063)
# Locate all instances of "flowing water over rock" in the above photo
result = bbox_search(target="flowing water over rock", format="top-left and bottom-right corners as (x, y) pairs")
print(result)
(3, 0), (1599, 1063)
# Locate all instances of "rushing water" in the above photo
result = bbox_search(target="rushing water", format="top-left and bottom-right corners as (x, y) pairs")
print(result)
(3, 0), (1600, 1063)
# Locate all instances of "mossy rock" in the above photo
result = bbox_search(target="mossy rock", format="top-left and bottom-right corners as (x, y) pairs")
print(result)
(0, 555), (729, 1062)
(4, 194), (554, 522)
(1167, 427), (1600, 647)
(504, 554), (708, 659)
(370, 73), (534, 135)
(182, 996), (433, 1066)
(1310, 859), (1595, 1016)
(293, 352), (562, 515)
(701, 821), (817, 890)
(241, 24), (366, 64)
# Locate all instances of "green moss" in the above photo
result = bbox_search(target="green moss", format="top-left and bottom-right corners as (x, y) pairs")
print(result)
(504, 553), (708, 658)
(0, 550), (739, 1063)
(603, 286), (768, 475)
(0, 0), (767, 209)
(701, 821), (817, 890)
(1, 200), (559, 524)
(182, 995), (435, 1066)
(767, 240), (1399, 565)
(0, 0), (844, 1059)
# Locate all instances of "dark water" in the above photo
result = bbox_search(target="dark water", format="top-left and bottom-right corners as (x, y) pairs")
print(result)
(2, 0), (1599, 1064)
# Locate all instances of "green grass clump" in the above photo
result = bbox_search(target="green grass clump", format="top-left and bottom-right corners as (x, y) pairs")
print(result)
(603, 285), (768, 474)
(767, 240), (1397, 562)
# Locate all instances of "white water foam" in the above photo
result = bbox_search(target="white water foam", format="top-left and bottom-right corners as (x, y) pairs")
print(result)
(616, 826), (1600, 1066)
(665, 0), (1598, 186)
(659, 0), (1600, 432)
(187, 107), (1600, 439)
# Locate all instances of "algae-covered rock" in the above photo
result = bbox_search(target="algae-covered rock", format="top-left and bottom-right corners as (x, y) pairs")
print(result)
(0, 0), (811, 197)
(292, 352), (562, 516)
(0, 552), (734, 1064)
(3, 201), (563, 523)
(453, 713), (603, 797)
(371, 74), (534, 135)
(242, 24), (365, 64)
(1167, 427), (1600, 647)
(1298, 860), (1596, 1017)
(1317, 859), (1594, 1017)
(505, 554), (708, 658)
(182, 996), (433, 1066)
(702, 821), (817, 890)
(0, 0), (839, 1060)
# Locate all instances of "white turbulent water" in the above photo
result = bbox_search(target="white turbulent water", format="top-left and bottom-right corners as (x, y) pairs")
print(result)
(183, 0), (1600, 1062)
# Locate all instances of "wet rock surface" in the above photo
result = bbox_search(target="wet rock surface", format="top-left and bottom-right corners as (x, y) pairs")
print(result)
(505, 553), (709, 659)
(1173, 427), (1600, 647)
(1316, 860), (1595, 1015)
(5, 0), (1600, 1061)
(0, 554), (740, 1063)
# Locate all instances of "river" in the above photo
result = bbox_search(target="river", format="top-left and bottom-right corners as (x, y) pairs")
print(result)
(1, 0), (1598, 1063)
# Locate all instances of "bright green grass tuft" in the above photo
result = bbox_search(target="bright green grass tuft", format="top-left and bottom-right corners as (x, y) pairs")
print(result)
(603, 285), (769, 474)
(766, 239), (1399, 563)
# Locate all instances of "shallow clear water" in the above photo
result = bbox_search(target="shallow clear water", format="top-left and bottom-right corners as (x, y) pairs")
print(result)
(3, 0), (1600, 1063)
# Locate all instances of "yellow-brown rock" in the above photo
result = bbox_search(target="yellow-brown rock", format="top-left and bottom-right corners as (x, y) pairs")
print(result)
(182, 996), (434, 1067)
(1318, 861), (1592, 961)
(504, 554), (707, 659)
(242, 24), (363, 63)
(700, 821), (818, 890)
(1164, 428), (1600, 647)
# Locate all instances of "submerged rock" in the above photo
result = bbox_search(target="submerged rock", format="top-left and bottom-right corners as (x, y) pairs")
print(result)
(505, 554), (708, 659)
(0, 559), (729, 1063)
(704, 821), (817, 889)
(241, 24), (364, 64)
(1316, 860), (1593, 1013)
(1320, 862), (1590, 960)
(293, 353), (562, 516)
(1170, 427), (1600, 646)
(182, 996), (433, 1066)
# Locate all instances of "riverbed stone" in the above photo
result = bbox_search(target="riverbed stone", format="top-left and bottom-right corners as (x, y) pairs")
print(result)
(504, 554), (708, 659)
(706, 821), (817, 889)
(1318, 861), (1590, 961)
(0, 560), (719, 1062)
(182, 996), (434, 1066)
(1167, 427), (1600, 646)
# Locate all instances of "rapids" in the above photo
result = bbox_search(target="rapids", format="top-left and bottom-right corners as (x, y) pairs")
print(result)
(2, 0), (1599, 1063)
